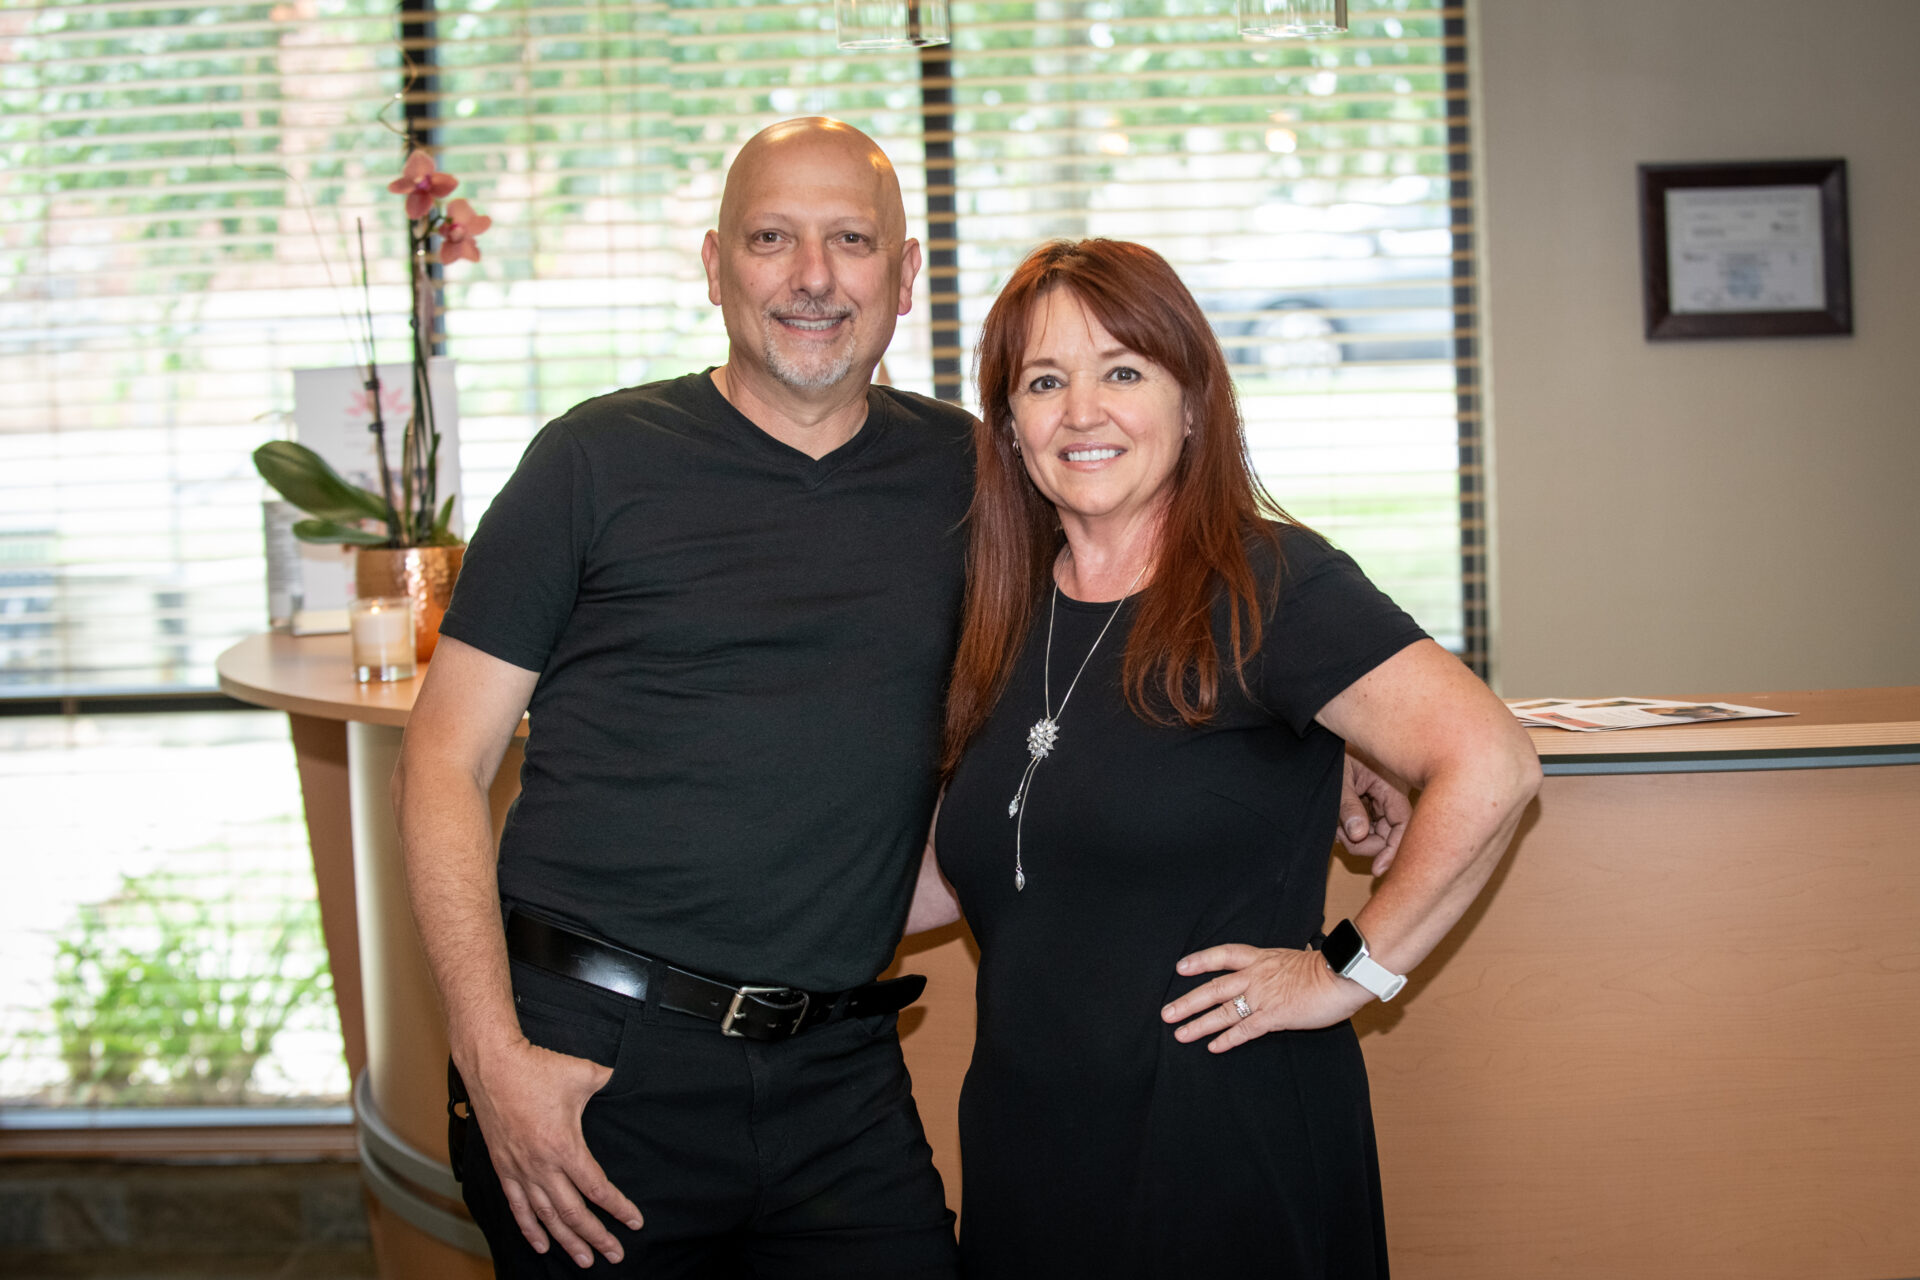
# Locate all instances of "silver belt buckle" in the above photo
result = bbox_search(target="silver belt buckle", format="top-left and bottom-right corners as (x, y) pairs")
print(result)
(721, 985), (809, 1038)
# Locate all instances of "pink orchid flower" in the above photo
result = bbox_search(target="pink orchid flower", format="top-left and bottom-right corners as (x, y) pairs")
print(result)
(387, 151), (458, 220)
(440, 198), (493, 264)
(346, 386), (410, 420)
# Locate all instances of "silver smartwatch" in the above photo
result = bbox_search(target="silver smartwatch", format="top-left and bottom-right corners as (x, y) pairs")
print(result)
(1321, 918), (1407, 1002)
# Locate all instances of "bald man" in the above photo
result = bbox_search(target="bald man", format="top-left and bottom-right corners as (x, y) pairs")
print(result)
(394, 119), (970, 1276)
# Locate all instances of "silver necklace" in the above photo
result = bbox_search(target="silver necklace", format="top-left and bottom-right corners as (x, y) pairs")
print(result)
(1007, 560), (1148, 892)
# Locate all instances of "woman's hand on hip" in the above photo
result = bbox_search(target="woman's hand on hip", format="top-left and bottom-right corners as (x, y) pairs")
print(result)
(1161, 943), (1372, 1052)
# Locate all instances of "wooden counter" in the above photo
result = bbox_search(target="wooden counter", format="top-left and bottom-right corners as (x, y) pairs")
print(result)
(220, 635), (1920, 1280)
(1327, 685), (1920, 1280)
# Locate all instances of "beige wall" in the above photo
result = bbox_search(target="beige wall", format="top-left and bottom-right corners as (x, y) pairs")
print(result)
(1475, 0), (1920, 696)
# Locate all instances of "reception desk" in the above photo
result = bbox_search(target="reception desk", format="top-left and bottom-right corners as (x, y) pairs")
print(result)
(218, 635), (1919, 1280)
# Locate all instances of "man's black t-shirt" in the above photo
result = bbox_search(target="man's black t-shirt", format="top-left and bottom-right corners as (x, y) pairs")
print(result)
(439, 371), (975, 991)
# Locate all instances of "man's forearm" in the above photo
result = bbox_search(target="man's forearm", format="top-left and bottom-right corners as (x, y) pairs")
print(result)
(393, 757), (523, 1067)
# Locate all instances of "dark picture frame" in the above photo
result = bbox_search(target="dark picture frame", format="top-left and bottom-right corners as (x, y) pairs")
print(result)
(1637, 158), (1851, 340)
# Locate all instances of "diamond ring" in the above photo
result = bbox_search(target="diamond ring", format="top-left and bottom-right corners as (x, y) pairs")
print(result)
(1232, 996), (1252, 1019)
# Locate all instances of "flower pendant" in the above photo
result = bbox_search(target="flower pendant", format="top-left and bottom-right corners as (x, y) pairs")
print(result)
(1026, 717), (1060, 760)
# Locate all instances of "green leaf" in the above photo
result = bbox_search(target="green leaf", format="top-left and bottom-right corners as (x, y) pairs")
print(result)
(253, 441), (391, 527)
(431, 495), (455, 542)
(292, 518), (389, 546)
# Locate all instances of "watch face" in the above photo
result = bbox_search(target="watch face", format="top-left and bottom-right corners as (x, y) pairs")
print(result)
(1323, 919), (1365, 972)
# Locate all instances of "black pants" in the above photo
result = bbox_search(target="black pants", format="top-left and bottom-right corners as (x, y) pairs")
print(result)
(451, 958), (958, 1279)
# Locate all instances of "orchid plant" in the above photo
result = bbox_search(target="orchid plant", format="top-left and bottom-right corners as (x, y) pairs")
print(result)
(255, 148), (491, 547)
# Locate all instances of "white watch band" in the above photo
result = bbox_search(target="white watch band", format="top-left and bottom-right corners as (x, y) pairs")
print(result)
(1342, 952), (1408, 1002)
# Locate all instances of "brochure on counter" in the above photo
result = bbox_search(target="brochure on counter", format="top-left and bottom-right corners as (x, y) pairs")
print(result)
(1506, 697), (1796, 732)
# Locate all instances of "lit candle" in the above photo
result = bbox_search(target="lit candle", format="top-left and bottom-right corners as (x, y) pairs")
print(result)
(349, 596), (416, 683)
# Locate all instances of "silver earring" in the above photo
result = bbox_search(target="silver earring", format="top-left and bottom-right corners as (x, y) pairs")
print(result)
(1011, 437), (1022, 454)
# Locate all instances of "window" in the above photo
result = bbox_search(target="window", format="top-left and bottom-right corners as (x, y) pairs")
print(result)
(427, 1), (1477, 656)
(923, 2), (1478, 649)
(3, 0), (1476, 695)
(1, 0), (1477, 1113)
(0, 709), (346, 1115)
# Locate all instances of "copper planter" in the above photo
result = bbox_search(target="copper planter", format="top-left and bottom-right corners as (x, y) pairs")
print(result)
(354, 544), (465, 665)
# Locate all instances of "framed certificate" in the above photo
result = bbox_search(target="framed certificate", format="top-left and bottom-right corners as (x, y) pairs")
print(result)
(1637, 158), (1852, 340)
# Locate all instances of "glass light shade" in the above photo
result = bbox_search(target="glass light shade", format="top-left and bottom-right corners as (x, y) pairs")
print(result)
(836, 0), (951, 50)
(1239, 0), (1348, 40)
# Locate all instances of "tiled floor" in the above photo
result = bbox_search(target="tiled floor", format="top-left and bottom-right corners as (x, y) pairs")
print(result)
(0, 1159), (376, 1279)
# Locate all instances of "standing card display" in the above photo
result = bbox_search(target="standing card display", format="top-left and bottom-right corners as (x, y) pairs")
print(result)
(283, 358), (461, 631)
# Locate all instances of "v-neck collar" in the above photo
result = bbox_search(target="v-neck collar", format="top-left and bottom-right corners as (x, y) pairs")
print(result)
(696, 369), (888, 490)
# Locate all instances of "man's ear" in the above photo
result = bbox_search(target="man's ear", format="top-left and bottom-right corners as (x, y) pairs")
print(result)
(896, 238), (923, 316)
(701, 229), (724, 306)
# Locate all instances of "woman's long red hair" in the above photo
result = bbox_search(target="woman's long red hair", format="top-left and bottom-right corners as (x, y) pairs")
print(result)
(941, 238), (1293, 777)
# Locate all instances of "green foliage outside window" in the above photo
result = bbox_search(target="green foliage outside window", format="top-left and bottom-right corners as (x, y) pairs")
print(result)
(49, 870), (332, 1107)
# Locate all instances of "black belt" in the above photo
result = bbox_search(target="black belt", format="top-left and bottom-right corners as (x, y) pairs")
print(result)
(504, 910), (925, 1043)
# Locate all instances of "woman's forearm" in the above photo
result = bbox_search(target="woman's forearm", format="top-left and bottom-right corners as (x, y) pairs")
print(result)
(1346, 733), (1540, 980)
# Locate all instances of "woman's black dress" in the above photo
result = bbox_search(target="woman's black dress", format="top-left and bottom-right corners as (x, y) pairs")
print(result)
(935, 527), (1426, 1278)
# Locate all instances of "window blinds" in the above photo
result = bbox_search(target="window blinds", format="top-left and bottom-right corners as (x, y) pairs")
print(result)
(0, 0), (1476, 695)
(1, 1), (407, 693)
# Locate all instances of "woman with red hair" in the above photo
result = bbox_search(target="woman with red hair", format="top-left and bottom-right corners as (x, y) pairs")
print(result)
(918, 239), (1539, 1275)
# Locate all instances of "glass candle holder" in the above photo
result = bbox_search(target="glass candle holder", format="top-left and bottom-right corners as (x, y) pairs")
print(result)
(1239, 0), (1347, 40)
(836, 0), (950, 50)
(349, 596), (416, 683)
